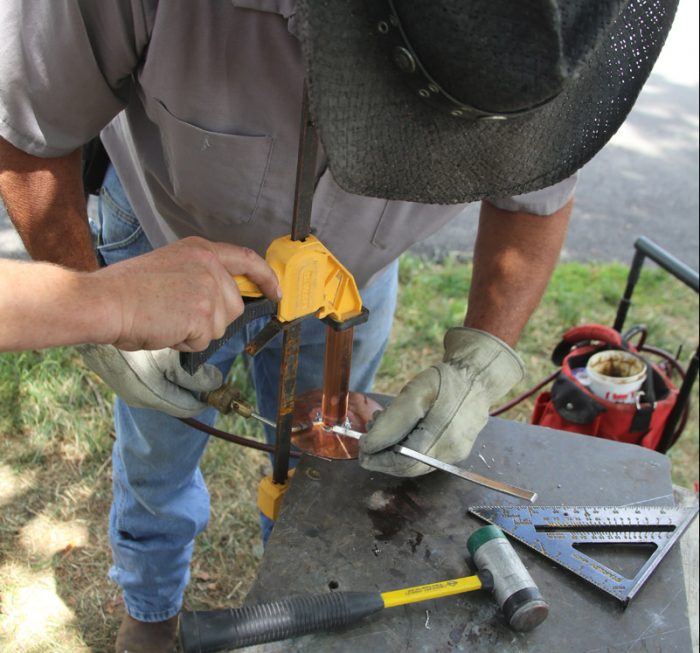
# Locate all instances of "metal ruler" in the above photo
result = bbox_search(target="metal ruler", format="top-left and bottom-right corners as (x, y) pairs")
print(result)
(469, 504), (698, 605)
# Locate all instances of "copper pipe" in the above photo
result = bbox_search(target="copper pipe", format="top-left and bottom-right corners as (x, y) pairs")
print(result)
(321, 326), (354, 427)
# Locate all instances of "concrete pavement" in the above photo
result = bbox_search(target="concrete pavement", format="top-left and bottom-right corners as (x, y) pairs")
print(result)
(413, 0), (699, 270)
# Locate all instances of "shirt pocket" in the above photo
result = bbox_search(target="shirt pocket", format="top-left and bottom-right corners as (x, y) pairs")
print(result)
(155, 100), (274, 225)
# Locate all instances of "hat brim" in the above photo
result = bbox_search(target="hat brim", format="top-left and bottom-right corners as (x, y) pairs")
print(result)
(297, 0), (678, 204)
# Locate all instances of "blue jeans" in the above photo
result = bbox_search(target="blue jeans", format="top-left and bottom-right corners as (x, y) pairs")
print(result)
(95, 166), (398, 622)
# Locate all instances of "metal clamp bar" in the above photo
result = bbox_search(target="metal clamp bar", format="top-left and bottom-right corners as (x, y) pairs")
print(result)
(290, 85), (318, 242)
(273, 323), (302, 484)
(272, 87), (320, 483)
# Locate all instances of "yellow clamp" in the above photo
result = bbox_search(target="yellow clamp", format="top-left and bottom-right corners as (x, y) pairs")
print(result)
(257, 469), (297, 521)
(235, 235), (363, 323)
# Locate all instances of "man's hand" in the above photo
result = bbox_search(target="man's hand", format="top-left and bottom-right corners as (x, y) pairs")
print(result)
(359, 328), (524, 477)
(93, 236), (282, 351)
(0, 237), (280, 353)
(76, 236), (281, 417)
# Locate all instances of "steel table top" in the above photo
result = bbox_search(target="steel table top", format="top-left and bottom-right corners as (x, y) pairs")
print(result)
(243, 418), (692, 652)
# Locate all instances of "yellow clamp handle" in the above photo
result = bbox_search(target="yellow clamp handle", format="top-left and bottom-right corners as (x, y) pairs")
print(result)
(235, 234), (363, 323)
(234, 274), (264, 298)
(257, 470), (296, 521)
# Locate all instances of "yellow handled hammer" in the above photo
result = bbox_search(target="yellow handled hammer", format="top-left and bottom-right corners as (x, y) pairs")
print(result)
(179, 526), (548, 652)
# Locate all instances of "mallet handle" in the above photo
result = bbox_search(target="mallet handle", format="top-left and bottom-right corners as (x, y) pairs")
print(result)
(381, 574), (482, 607)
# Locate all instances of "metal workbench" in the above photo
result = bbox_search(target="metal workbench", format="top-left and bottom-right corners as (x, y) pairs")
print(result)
(243, 418), (694, 652)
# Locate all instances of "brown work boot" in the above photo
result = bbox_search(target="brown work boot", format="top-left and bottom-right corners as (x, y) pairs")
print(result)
(115, 613), (179, 653)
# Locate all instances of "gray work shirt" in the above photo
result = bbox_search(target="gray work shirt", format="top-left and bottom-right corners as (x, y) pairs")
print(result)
(0, 0), (576, 287)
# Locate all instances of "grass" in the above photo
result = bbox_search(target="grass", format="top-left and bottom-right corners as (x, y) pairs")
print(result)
(0, 256), (697, 651)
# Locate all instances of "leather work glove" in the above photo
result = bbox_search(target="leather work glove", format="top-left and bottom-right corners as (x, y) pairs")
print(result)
(359, 327), (524, 477)
(78, 344), (222, 417)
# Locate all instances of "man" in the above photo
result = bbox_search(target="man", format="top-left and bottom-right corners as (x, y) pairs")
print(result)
(0, 238), (280, 352)
(0, 1), (676, 651)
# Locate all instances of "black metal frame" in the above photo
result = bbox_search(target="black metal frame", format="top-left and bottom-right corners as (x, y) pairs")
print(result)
(612, 236), (699, 453)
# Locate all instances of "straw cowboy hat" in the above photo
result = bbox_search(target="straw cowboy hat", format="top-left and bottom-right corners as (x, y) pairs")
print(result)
(297, 0), (678, 203)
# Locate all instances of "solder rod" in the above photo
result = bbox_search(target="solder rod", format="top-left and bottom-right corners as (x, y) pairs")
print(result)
(332, 426), (537, 502)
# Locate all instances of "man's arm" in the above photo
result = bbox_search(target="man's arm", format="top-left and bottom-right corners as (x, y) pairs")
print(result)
(0, 136), (97, 270)
(360, 196), (573, 477)
(0, 237), (281, 352)
(465, 197), (573, 346)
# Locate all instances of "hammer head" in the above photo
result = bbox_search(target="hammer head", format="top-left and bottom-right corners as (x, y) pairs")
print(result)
(467, 525), (549, 632)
